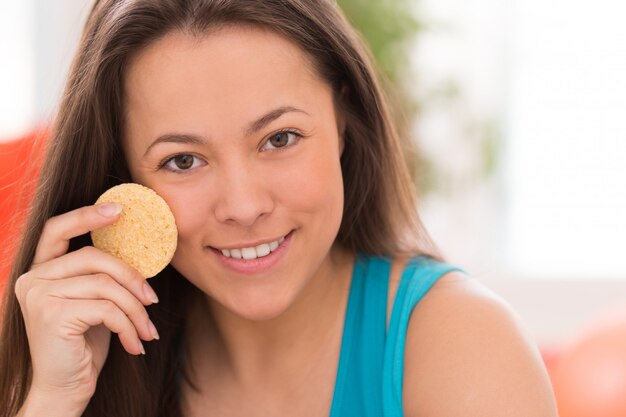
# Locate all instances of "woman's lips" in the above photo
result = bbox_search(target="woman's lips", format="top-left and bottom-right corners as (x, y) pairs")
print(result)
(218, 235), (285, 260)
(209, 230), (294, 274)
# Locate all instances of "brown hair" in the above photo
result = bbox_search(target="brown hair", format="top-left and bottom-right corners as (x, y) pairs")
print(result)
(0, 0), (439, 415)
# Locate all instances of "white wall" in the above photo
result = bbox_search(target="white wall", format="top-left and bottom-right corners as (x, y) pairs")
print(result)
(0, 1), (35, 138)
(0, 0), (93, 140)
(33, 0), (94, 123)
(505, 0), (626, 278)
(482, 277), (626, 346)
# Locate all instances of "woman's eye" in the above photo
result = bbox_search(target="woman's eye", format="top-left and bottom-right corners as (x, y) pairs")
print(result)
(161, 154), (204, 172)
(261, 130), (301, 151)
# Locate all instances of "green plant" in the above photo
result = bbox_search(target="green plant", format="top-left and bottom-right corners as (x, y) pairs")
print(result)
(337, 0), (421, 85)
(338, 0), (428, 191)
(337, 1), (500, 195)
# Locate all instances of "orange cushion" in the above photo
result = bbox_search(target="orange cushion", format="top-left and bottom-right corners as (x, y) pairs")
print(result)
(0, 128), (46, 291)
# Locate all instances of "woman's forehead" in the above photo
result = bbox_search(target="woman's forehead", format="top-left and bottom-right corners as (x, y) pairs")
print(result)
(121, 26), (335, 151)
(124, 26), (321, 100)
(124, 27), (326, 116)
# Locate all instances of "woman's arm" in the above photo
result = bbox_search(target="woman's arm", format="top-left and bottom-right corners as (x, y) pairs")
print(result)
(403, 271), (558, 417)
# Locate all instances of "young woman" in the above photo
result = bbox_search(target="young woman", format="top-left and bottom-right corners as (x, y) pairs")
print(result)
(0, 1), (558, 416)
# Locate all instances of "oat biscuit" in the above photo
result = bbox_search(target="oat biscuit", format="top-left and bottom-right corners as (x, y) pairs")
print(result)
(91, 183), (177, 278)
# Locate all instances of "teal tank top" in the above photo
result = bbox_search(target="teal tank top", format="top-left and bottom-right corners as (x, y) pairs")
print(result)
(328, 254), (462, 417)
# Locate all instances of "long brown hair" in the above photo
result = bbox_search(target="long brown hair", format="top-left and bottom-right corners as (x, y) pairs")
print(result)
(0, 0), (439, 415)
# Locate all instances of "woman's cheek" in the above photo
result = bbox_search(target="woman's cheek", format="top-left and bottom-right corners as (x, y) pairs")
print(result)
(275, 142), (344, 217)
(150, 181), (211, 244)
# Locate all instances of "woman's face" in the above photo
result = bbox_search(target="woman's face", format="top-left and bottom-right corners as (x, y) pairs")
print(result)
(122, 26), (345, 320)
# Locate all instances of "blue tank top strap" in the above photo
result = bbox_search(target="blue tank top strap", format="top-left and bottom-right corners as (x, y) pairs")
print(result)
(329, 253), (391, 417)
(382, 256), (464, 417)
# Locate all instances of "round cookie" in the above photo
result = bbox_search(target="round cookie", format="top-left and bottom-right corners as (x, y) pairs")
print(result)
(91, 183), (177, 278)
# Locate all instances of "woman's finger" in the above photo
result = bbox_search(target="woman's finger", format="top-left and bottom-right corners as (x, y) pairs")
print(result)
(29, 246), (159, 306)
(64, 298), (146, 356)
(33, 203), (122, 265)
(41, 274), (159, 342)
(27, 298), (146, 357)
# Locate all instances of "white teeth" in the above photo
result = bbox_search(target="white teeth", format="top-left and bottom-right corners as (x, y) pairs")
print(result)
(255, 243), (271, 257)
(218, 236), (286, 259)
(241, 247), (256, 260)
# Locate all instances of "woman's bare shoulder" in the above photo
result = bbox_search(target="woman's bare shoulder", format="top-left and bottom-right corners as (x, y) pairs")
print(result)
(401, 270), (558, 417)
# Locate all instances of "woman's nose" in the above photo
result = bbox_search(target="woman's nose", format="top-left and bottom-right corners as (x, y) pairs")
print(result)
(213, 164), (274, 227)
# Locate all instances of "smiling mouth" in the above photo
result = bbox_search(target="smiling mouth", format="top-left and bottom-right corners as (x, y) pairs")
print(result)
(210, 231), (292, 260)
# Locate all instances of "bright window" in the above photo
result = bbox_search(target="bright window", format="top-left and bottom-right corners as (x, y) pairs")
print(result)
(415, 0), (626, 280)
(506, 0), (626, 278)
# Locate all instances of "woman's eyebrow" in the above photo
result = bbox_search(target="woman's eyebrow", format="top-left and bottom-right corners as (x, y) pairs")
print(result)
(143, 134), (206, 157)
(245, 105), (310, 136)
(143, 106), (310, 157)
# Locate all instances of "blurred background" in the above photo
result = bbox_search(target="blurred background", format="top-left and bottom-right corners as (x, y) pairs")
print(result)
(2, 0), (626, 415)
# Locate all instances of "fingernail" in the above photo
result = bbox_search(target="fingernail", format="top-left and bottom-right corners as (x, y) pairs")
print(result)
(143, 282), (159, 304)
(138, 340), (146, 355)
(148, 319), (160, 340)
(96, 203), (122, 217)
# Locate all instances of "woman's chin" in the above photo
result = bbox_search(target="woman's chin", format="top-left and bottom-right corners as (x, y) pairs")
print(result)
(226, 297), (293, 322)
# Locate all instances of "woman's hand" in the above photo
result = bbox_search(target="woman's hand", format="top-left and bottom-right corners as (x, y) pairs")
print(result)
(14, 203), (160, 412)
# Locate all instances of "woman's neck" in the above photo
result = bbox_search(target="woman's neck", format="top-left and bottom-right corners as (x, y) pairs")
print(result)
(183, 247), (355, 389)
